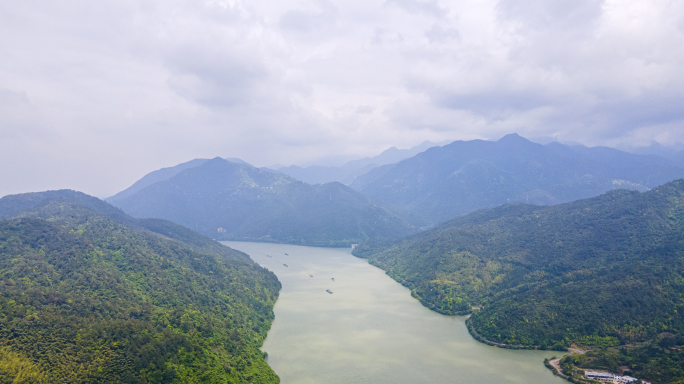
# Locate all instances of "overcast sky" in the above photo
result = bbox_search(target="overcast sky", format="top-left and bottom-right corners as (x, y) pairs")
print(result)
(1, 0), (684, 198)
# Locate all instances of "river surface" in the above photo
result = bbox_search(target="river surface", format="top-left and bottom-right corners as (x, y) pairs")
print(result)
(224, 241), (565, 384)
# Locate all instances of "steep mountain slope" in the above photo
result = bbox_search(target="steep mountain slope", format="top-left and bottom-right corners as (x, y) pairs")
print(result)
(110, 157), (415, 246)
(107, 158), (250, 203)
(350, 134), (684, 224)
(354, 180), (684, 381)
(273, 140), (447, 185)
(107, 159), (210, 203)
(0, 192), (280, 383)
(270, 163), (376, 186)
(354, 180), (684, 345)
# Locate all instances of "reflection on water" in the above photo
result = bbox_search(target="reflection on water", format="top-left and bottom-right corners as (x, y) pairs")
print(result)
(224, 242), (565, 384)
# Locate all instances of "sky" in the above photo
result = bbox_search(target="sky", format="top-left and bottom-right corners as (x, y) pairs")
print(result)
(1, 0), (684, 198)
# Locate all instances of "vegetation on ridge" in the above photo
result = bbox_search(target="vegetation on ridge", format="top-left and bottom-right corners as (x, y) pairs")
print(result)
(0, 195), (281, 383)
(354, 180), (684, 383)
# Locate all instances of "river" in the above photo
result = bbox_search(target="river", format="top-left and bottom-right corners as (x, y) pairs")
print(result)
(224, 241), (566, 384)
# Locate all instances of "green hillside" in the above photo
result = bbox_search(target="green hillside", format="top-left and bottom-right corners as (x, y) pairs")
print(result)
(354, 180), (684, 382)
(0, 193), (281, 383)
(109, 157), (415, 246)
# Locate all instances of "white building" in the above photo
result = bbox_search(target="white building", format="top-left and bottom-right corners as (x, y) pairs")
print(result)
(586, 371), (614, 381)
(614, 376), (638, 383)
(584, 371), (650, 384)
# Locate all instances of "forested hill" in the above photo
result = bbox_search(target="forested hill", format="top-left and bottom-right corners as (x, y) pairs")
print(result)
(109, 157), (415, 247)
(354, 180), (684, 382)
(0, 189), (234, 254)
(0, 192), (281, 383)
(350, 133), (684, 225)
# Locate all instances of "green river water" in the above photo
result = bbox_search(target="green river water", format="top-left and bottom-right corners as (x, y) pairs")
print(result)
(224, 241), (566, 384)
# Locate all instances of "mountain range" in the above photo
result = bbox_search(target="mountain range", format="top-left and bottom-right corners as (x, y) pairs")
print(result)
(105, 134), (684, 247)
(5, 132), (684, 382)
(271, 140), (448, 185)
(623, 141), (684, 166)
(108, 157), (415, 246)
(350, 133), (684, 225)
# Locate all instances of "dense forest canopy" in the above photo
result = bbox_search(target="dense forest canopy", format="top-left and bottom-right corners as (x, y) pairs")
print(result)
(354, 180), (684, 383)
(0, 191), (281, 383)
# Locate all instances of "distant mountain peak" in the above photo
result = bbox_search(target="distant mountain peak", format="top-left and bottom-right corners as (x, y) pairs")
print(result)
(350, 134), (684, 224)
(107, 157), (415, 245)
(224, 157), (251, 166)
(272, 141), (448, 185)
(497, 133), (530, 143)
(207, 156), (227, 164)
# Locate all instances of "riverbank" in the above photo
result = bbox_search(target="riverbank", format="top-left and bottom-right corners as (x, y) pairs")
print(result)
(465, 315), (589, 383)
(543, 358), (599, 384)
(546, 359), (569, 380)
(226, 241), (564, 384)
(466, 317), (540, 350)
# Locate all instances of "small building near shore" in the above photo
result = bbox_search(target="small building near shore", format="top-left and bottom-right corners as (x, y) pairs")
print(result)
(584, 371), (650, 384)
(615, 376), (638, 383)
(586, 371), (614, 381)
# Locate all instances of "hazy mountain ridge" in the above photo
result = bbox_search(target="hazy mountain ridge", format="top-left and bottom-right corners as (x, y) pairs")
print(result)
(272, 140), (448, 185)
(622, 141), (684, 166)
(0, 192), (280, 383)
(107, 158), (250, 203)
(0, 189), (233, 255)
(350, 133), (684, 224)
(109, 157), (415, 246)
(353, 179), (684, 382)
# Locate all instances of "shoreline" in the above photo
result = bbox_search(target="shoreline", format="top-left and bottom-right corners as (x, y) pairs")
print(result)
(231, 241), (566, 384)
(465, 317), (540, 350)
(465, 317), (590, 383)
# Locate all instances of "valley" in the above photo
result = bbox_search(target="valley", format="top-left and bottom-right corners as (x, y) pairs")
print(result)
(2, 135), (684, 383)
(224, 241), (565, 384)
(5, 1), (683, 381)
(354, 179), (684, 383)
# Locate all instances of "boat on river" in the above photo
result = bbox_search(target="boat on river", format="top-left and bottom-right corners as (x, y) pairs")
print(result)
(284, 264), (289, 267)
(331, 278), (335, 282)
(326, 289), (333, 294)
(309, 274), (313, 277)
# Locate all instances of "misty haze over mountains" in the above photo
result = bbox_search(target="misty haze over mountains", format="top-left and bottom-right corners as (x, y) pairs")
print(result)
(106, 133), (684, 243)
(622, 142), (684, 167)
(269, 140), (450, 185)
(4, 0), (684, 381)
(5, 132), (684, 383)
(108, 157), (415, 246)
(350, 134), (684, 224)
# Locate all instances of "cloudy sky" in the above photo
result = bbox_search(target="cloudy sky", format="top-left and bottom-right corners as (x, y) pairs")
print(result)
(1, 0), (684, 198)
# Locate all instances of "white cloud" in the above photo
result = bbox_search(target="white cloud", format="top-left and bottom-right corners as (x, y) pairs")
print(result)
(0, 0), (683, 197)
(385, 0), (448, 19)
